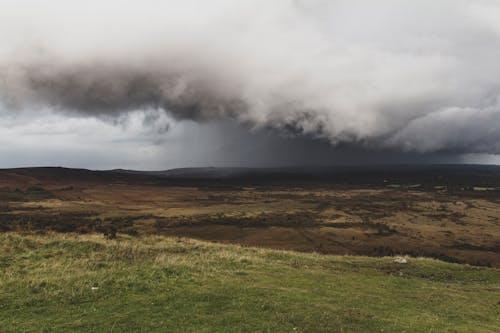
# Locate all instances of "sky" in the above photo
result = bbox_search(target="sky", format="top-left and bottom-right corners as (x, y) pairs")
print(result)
(1, 0), (500, 169)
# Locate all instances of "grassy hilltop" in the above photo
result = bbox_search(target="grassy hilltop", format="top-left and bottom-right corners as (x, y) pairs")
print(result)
(0, 232), (499, 332)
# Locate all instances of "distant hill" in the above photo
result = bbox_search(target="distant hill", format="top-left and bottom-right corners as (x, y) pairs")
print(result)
(110, 164), (500, 187)
(2, 164), (500, 188)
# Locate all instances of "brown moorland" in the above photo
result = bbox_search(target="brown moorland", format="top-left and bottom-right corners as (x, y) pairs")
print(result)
(0, 166), (499, 267)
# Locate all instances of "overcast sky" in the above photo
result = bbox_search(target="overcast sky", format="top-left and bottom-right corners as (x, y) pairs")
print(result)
(1, 0), (500, 169)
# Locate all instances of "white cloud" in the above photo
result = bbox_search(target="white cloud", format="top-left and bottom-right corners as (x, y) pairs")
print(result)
(0, 108), (210, 169)
(0, 0), (500, 164)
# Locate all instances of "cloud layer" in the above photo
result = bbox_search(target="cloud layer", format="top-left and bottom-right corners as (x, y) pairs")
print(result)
(1, 0), (500, 154)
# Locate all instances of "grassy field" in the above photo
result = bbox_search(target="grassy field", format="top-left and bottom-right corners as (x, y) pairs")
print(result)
(2, 181), (500, 267)
(1, 232), (499, 332)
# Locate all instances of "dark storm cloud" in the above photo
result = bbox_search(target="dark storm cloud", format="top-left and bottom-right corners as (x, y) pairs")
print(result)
(1, 62), (246, 121)
(1, 0), (500, 154)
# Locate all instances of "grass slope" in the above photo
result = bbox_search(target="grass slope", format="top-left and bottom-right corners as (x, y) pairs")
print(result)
(0, 233), (499, 332)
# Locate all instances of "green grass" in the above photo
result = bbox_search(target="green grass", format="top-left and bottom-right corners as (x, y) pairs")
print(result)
(0, 233), (499, 332)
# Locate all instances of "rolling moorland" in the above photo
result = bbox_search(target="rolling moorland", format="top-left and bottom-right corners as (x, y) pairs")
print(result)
(0, 165), (499, 331)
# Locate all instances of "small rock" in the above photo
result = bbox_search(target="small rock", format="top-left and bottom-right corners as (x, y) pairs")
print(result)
(394, 257), (408, 264)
